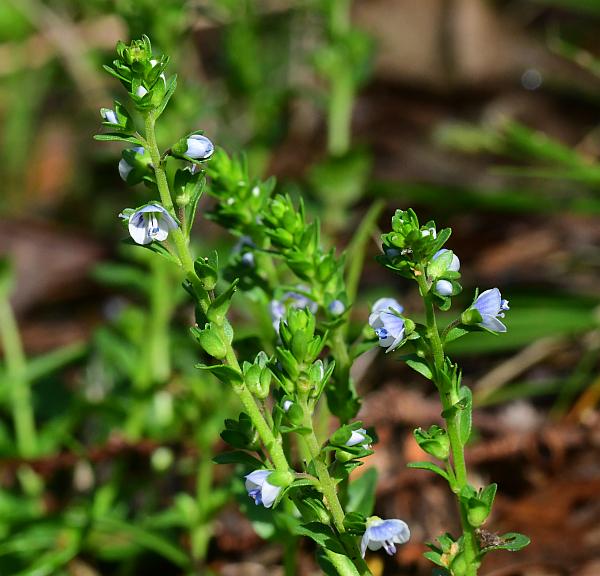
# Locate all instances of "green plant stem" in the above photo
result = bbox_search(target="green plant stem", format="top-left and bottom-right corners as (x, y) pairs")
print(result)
(148, 257), (172, 383)
(192, 437), (214, 563)
(298, 397), (371, 576)
(0, 293), (36, 457)
(327, 0), (353, 156)
(327, 70), (353, 157)
(144, 112), (290, 476)
(416, 270), (478, 576)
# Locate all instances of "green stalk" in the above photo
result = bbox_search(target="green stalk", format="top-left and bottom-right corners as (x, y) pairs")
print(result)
(148, 257), (172, 384)
(327, 70), (353, 156)
(298, 396), (371, 576)
(416, 269), (478, 575)
(327, 0), (353, 156)
(143, 112), (290, 476)
(0, 294), (36, 457)
(192, 436), (214, 563)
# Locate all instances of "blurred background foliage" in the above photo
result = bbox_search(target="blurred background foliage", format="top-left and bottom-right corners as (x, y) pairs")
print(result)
(0, 0), (599, 575)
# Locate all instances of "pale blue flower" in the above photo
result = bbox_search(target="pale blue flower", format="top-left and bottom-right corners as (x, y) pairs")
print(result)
(433, 248), (460, 272)
(361, 517), (410, 558)
(121, 203), (178, 245)
(136, 85), (148, 98)
(101, 108), (118, 124)
(473, 288), (510, 332)
(346, 428), (370, 450)
(185, 134), (214, 160)
(270, 289), (318, 332)
(368, 298), (405, 352)
(118, 146), (145, 182)
(328, 300), (345, 316)
(435, 279), (453, 296)
(282, 399), (293, 412)
(245, 470), (281, 508)
(241, 252), (255, 267)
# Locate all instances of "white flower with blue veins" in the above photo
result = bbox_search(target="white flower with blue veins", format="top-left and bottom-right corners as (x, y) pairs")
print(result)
(361, 516), (410, 558)
(368, 297), (405, 352)
(472, 288), (510, 332)
(184, 134), (214, 160)
(120, 203), (178, 245)
(245, 470), (281, 508)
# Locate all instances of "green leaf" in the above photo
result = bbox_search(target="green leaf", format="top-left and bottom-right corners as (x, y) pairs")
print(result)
(458, 386), (473, 445)
(293, 522), (345, 554)
(444, 326), (470, 344)
(407, 461), (449, 481)
(155, 74), (177, 118)
(207, 278), (239, 323)
(94, 133), (143, 145)
(423, 550), (446, 567)
(213, 451), (263, 468)
(481, 532), (530, 553)
(346, 468), (377, 516)
(25, 342), (86, 383)
(196, 363), (243, 386)
(122, 238), (181, 265)
(404, 355), (433, 380)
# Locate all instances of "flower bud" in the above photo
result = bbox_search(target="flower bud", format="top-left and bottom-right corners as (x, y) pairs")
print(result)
(435, 279), (453, 296)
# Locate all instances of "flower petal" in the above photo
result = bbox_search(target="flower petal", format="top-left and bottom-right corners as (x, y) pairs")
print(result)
(474, 288), (502, 317)
(128, 214), (152, 245)
(245, 469), (270, 490)
(260, 479), (281, 508)
(480, 315), (507, 333)
(361, 532), (369, 558)
(372, 297), (403, 315)
(381, 312), (405, 339)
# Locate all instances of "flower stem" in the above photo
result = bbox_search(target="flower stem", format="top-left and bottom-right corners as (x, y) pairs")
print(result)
(327, 0), (353, 157)
(416, 268), (479, 575)
(0, 293), (36, 457)
(143, 111), (290, 477)
(299, 397), (371, 575)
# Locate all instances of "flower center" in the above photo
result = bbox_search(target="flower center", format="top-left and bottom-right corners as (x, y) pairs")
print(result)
(375, 327), (388, 340)
(147, 214), (160, 237)
(248, 488), (262, 505)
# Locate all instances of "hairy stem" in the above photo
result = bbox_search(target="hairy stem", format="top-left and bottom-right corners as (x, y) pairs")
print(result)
(416, 268), (478, 575)
(144, 112), (290, 476)
(299, 397), (371, 575)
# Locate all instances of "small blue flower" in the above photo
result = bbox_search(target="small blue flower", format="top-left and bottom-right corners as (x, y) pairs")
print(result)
(346, 428), (371, 450)
(282, 399), (293, 412)
(368, 297), (405, 352)
(118, 146), (145, 182)
(120, 203), (178, 245)
(185, 134), (214, 160)
(241, 252), (255, 267)
(435, 279), (453, 296)
(433, 248), (460, 272)
(245, 470), (281, 508)
(472, 288), (510, 332)
(361, 517), (410, 558)
(101, 108), (118, 125)
(328, 299), (345, 316)
(270, 289), (318, 332)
